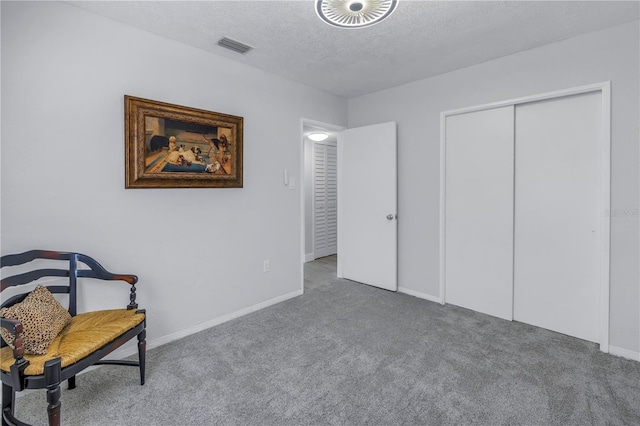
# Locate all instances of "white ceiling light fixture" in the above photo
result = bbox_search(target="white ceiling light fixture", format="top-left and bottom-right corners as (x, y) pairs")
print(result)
(315, 0), (398, 29)
(308, 132), (329, 141)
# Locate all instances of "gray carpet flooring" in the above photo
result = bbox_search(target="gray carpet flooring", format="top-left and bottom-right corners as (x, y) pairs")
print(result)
(13, 259), (640, 425)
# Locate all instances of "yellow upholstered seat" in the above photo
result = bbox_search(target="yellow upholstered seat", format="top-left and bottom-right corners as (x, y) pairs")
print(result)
(1, 308), (145, 376)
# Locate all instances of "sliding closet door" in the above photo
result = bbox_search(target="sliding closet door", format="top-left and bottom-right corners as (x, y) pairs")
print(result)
(444, 106), (514, 321)
(513, 92), (602, 343)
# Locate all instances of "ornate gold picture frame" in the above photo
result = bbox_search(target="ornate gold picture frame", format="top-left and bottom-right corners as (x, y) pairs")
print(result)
(125, 96), (243, 188)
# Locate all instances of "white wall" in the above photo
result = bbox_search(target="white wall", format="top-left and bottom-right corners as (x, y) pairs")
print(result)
(348, 20), (640, 355)
(1, 2), (347, 349)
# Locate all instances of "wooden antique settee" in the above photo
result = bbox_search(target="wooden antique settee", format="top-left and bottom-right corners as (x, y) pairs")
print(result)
(0, 250), (146, 426)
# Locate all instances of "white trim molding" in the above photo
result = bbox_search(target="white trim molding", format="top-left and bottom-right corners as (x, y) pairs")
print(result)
(439, 111), (447, 306)
(301, 118), (345, 281)
(609, 346), (640, 362)
(398, 286), (442, 304)
(336, 131), (344, 279)
(599, 81), (612, 353)
(109, 289), (303, 360)
(440, 81), (611, 353)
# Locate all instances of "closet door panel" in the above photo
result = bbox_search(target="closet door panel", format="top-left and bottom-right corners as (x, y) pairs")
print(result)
(513, 92), (601, 343)
(313, 142), (337, 258)
(445, 106), (514, 320)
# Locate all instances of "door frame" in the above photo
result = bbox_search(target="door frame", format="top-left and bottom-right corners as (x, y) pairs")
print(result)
(439, 81), (611, 352)
(300, 118), (345, 289)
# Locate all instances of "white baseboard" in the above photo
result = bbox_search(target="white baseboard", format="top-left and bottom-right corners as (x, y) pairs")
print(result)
(106, 289), (304, 360)
(609, 345), (640, 362)
(398, 286), (442, 304)
(17, 289), (304, 399)
(305, 253), (315, 262)
(147, 289), (303, 351)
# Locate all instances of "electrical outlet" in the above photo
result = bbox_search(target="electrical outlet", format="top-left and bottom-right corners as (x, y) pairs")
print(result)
(263, 260), (270, 272)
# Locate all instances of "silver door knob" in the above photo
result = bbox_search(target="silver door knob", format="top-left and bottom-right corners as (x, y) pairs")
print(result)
(387, 214), (394, 220)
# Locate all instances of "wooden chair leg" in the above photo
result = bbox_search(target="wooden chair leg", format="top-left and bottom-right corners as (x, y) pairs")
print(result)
(44, 358), (62, 426)
(138, 329), (146, 385)
(68, 375), (76, 390)
(2, 383), (14, 426)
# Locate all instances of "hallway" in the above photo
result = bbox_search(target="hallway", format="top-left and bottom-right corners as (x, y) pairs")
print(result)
(303, 255), (337, 291)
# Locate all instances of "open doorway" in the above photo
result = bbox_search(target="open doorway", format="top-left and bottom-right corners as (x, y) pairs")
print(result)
(304, 255), (338, 291)
(300, 120), (398, 293)
(301, 119), (344, 292)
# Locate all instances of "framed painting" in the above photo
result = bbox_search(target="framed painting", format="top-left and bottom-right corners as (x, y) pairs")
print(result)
(125, 96), (243, 188)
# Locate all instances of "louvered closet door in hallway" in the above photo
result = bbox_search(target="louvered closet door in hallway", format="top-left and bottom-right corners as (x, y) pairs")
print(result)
(313, 142), (337, 258)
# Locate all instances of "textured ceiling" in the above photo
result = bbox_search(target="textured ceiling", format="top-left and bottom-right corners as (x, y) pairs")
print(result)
(69, 1), (639, 98)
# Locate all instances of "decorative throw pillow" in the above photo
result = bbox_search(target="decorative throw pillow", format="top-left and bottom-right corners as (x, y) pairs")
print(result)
(0, 285), (72, 355)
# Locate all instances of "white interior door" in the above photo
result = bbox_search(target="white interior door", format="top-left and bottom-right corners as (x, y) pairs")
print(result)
(313, 142), (337, 258)
(444, 106), (515, 320)
(338, 122), (397, 291)
(513, 92), (602, 343)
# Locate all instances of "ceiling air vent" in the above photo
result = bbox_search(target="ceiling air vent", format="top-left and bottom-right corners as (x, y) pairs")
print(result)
(217, 37), (254, 55)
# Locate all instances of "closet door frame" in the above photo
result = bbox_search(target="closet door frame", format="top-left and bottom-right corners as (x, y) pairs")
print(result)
(439, 81), (611, 352)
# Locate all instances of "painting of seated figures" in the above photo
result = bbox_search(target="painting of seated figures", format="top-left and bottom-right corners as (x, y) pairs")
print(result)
(145, 117), (233, 175)
(125, 96), (243, 188)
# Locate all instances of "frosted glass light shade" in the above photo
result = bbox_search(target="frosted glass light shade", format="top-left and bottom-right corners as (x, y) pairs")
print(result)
(309, 132), (329, 141)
